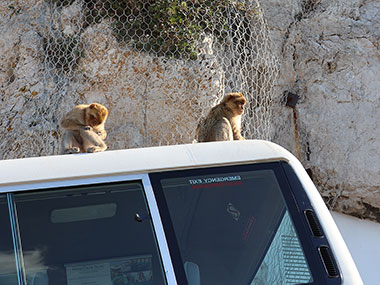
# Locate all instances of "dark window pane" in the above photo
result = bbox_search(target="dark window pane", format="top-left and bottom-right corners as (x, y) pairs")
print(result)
(14, 182), (166, 285)
(0, 195), (18, 285)
(159, 168), (312, 284)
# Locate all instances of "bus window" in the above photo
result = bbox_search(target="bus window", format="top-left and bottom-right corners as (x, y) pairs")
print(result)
(151, 163), (321, 285)
(0, 195), (18, 285)
(252, 211), (311, 284)
(12, 182), (166, 285)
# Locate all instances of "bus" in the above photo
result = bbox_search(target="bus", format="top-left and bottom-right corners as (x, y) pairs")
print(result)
(0, 140), (362, 285)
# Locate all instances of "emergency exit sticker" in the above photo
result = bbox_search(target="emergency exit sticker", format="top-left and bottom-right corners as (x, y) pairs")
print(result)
(189, 175), (242, 189)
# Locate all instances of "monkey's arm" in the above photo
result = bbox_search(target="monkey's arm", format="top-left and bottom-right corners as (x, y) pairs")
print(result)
(232, 128), (245, 140)
(233, 134), (245, 140)
(60, 107), (89, 131)
(96, 129), (107, 140)
(92, 124), (107, 140)
(231, 116), (245, 140)
(81, 129), (107, 153)
(60, 118), (89, 130)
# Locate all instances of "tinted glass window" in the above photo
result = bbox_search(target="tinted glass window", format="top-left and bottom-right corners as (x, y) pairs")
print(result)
(156, 168), (312, 284)
(0, 195), (18, 285)
(13, 182), (166, 285)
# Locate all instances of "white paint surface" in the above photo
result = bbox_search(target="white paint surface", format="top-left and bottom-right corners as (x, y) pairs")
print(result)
(332, 212), (380, 285)
(0, 140), (363, 284)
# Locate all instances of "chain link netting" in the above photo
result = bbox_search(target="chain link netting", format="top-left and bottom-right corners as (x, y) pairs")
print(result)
(1, 0), (280, 158)
(252, 212), (312, 284)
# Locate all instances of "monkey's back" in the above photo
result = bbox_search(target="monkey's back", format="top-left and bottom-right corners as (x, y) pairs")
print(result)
(60, 106), (86, 129)
(196, 106), (233, 142)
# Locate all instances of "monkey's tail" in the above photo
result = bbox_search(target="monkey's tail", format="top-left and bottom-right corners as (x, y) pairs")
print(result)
(194, 117), (204, 143)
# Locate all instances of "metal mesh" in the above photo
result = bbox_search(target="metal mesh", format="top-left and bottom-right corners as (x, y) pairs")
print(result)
(0, 0), (279, 158)
(252, 212), (312, 284)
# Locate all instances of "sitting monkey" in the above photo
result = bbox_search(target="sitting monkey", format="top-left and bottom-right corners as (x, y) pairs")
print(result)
(195, 92), (246, 142)
(60, 103), (108, 154)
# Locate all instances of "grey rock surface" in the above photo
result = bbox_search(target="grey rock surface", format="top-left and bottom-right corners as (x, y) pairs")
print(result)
(262, 0), (380, 221)
(0, 0), (379, 221)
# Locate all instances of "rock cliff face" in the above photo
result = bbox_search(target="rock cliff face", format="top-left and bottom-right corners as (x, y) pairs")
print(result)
(262, 0), (380, 221)
(1, 0), (275, 157)
(0, 0), (379, 221)
(0, 0), (225, 158)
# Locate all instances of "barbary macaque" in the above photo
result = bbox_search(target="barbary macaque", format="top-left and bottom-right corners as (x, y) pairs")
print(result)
(195, 92), (246, 142)
(60, 103), (108, 154)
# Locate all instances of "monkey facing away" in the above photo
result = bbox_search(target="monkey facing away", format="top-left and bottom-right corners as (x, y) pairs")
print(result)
(195, 92), (246, 142)
(60, 103), (108, 154)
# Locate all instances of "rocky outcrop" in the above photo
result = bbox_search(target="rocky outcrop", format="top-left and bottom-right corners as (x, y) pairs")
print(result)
(262, 0), (380, 221)
(0, 1), (225, 158)
(0, 0), (379, 221)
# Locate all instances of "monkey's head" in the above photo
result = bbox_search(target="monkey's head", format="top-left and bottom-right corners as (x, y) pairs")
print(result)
(224, 92), (246, 115)
(86, 103), (108, 127)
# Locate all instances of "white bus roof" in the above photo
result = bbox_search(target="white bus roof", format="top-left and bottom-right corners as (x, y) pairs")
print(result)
(0, 140), (289, 188)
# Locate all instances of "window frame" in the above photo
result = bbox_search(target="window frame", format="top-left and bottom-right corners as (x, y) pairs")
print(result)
(2, 174), (177, 285)
(149, 161), (342, 285)
(1, 161), (344, 285)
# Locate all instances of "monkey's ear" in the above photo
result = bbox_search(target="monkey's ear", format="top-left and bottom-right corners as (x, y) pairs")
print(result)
(89, 103), (96, 109)
(221, 94), (233, 104)
(225, 93), (233, 100)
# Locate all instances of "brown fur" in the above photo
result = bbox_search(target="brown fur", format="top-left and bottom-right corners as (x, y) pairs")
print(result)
(60, 103), (108, 154)
(195, 92), (246, 142)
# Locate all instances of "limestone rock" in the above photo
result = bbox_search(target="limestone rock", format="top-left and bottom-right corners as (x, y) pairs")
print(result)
(262, 0), (380, 221)
(0, 0), (379, 222)
(0, 12), (223, 158)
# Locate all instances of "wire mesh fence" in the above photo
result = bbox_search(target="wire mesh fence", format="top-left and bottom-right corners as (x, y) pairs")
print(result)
(0, 0), (279, 158)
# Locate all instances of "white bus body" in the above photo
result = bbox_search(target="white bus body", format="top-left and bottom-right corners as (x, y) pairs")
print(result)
(0, 140), (362, 285)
